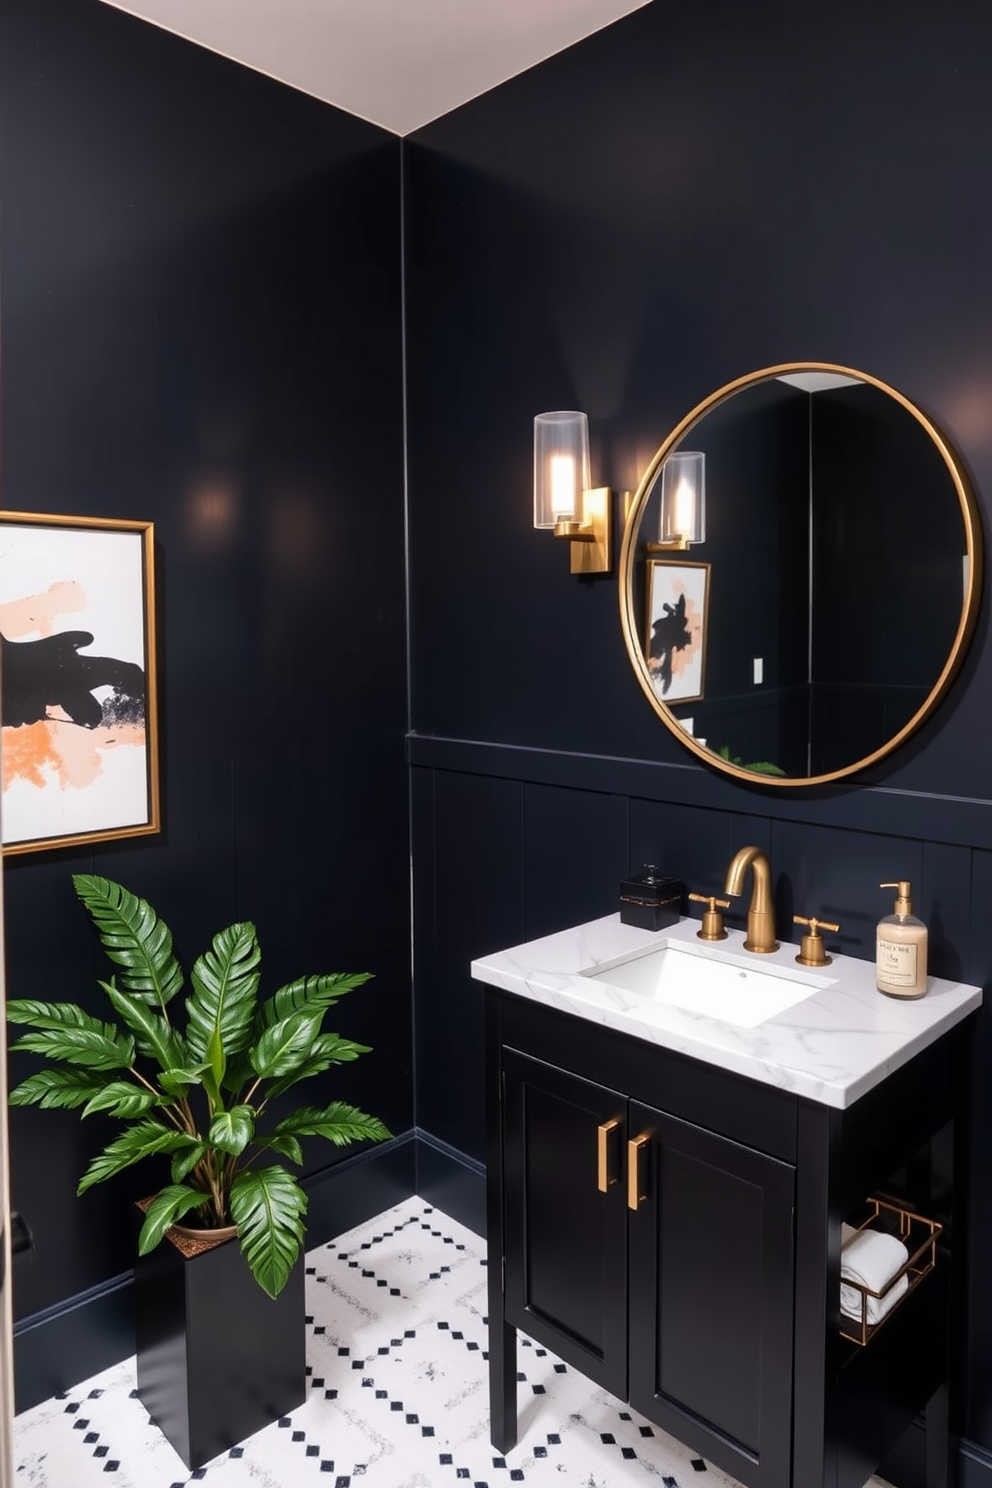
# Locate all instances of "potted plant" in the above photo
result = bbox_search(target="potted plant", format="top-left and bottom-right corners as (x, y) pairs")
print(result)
(7, 873), (391, 1466)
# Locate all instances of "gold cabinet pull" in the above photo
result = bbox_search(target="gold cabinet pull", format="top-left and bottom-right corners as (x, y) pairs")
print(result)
(627, 1132), (651, 1210)
(597, 1119), (620, 1192)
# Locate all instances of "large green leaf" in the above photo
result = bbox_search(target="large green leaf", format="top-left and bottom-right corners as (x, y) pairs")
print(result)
(209, 1105), (255, 1156)
(270, 1102), (391, 1148)
(137, 1185), (211, 1254)
(185, 923), (261, 1089)
(261, 1133), (304, 1167)
(171, 1140), (208, 1184)
(259, 973), (372, 1030)
(7, 999), (118, 1035)
(249, 1009), (323, 1082)
(264, 1033), (371, 1101)
(77, 1120), (197, 1194)
(81, 1081), (160, 1120)
(73, 875), (183, 1010)
(229, 1165), (307, 1298)
(99, 980), (187, 1073)
(10, 1024), (135, 1072)
(8, 1068), (106, 1109)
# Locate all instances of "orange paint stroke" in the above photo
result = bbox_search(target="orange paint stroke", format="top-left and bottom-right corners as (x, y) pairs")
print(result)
(669, 584), (702, 679)
(0, 581), (87, 639)
(2, 720), (145, 792)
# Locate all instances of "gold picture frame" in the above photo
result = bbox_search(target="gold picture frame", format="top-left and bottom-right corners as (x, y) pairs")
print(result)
(645, 559), (711, 705)
(0, 511), (159, 855)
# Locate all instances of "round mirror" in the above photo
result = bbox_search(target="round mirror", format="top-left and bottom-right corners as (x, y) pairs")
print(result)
(619, 363), (984, 786)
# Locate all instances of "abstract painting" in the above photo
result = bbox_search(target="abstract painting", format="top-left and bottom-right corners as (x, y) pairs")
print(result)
(0, 512), (159, 854)
(645, 559), (710, 704)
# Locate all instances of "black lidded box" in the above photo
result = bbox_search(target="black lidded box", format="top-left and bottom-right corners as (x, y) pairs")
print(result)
(619, 866), (684, 931)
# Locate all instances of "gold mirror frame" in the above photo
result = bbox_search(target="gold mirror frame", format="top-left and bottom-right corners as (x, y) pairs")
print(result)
(619, 362), (984, 787)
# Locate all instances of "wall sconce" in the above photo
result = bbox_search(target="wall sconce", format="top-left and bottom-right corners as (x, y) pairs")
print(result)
(534, 410), (611, 575)
(646, 450), (706, 553)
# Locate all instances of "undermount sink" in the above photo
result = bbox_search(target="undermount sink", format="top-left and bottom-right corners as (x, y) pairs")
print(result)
(584, 938), (832, 1029)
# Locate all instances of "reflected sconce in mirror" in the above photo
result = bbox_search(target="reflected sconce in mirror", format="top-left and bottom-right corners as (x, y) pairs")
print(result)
(534, 410), (611, 574)
(646, 450), (706, 552)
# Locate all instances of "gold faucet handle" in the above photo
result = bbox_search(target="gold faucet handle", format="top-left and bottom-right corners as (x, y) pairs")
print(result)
(689, 892), (731, 942)
(793, 914), (840, 967)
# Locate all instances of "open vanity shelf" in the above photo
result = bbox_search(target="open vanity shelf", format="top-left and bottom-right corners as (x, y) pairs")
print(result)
(839, 1199), (943, 1349)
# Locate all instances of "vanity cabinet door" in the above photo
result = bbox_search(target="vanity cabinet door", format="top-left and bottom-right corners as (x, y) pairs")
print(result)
(627, 1103), (795, 1488)
(501, 1049), (629, 1399)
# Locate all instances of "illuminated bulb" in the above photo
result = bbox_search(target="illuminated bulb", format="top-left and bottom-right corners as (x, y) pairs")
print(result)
(672, 476), (695, 536)
(550, 454), (577, 519)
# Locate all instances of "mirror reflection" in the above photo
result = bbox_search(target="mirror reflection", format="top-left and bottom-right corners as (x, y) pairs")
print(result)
(621, 366), (982, 786)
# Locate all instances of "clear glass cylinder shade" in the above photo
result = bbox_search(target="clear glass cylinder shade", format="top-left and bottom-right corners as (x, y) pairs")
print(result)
(534, 411), (591, 528)
(659, 450), (706, 544)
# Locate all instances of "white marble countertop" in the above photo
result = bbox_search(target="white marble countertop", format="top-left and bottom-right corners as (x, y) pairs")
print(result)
(471, 914), (983, 1109)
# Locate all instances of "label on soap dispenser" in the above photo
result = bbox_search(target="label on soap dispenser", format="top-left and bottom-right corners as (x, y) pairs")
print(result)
(876, 936), (918, 988)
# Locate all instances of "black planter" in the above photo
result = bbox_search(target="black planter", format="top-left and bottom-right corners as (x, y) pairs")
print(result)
(133, 1224), (306, 1470)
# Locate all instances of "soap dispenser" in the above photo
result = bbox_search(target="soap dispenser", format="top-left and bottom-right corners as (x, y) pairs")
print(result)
(876, 881), (928, 999)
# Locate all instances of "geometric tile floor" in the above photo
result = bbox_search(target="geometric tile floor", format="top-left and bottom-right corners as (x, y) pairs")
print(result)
(13, 1197), (890, 1488)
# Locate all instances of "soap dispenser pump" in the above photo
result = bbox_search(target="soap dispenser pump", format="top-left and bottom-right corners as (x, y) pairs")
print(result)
(876, 880), (928, 999)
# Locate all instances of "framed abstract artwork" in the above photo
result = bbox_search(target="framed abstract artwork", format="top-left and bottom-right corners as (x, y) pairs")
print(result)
(645, 559), (710, 705)
(0, 512), (159, 855)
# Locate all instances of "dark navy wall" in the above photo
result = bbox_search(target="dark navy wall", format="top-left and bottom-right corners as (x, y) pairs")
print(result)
(405, 0), (992, 1458)
(0, 0), (409, 1322)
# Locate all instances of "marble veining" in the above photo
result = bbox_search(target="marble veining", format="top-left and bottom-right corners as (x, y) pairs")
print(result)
(471, 914), (983, 1108)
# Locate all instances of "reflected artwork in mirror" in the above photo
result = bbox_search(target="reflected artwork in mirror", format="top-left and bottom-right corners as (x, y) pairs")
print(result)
(619, 363), (984, 786)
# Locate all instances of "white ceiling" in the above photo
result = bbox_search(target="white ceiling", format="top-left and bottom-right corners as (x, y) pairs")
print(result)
(99, 0), (652, 136)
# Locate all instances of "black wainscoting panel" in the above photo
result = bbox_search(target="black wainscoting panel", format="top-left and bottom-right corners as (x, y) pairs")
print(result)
(415, 771), (525, 1160)
(522, 784), (628, 941)
(773, 820), (926, 965)
(921, 843), (973, 986)
(629, 798), (735, 906)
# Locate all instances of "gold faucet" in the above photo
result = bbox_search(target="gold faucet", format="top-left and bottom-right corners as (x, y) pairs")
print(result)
(723, 846), (779, 953)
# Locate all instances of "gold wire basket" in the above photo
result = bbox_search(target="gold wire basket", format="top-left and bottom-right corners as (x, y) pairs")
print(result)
(838, 1197), (942, 1347)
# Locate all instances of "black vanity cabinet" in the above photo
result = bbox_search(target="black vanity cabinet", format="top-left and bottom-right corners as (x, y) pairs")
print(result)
(486, 987), (970, 1488)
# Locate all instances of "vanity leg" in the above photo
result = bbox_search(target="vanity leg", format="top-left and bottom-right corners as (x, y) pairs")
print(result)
(925, 1383), (954, 1488)
(488, 1317), (517, 1453)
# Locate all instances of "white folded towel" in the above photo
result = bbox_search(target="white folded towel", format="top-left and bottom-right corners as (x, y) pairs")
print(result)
(840, 1226), (910, 1327)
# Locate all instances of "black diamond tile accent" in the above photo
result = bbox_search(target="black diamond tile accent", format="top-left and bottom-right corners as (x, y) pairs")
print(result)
(533, 1446), (547, 1458)
(103, 1464), (119, 1474)
(293, 1430), (305, 1441)
(84, 1434), (98, 1445)
(338, 1347), (350, 1356)
(640, 1425), (655, 1437)
(547, 1434), (561, 1445)
(229, 1449), (244, 1461)
(492, 1457), (506, 1468)
(619, 1411), (631, 1420)
(389, 1288), (401, 1295)
(405, 1413), (419, 1424)
(94, 1446), (109, 1458)
(421, 1425), (434, 1437)
(532, 1384), (546, 1395)
(622, 1447), (637, 1459)
(324, 1389), (338, 1400)
(375, 1390), (387, 1399)
(278, 1417), (292, 1427)
(312, 1378), (325, 1388)
(510, 1473), (524, 1483)
(600, 1433), (616, 1445)
(554, 1364), (566, 1374)
(390, 1401), (403, 1412)
(457, 1472), (470, 1480)
(440, 1454), (453, 1465)
(361, 1378), (373, 1388)
(65, 1403), (80, 1414)
(692, 1461), (708, 1472)
(404, 1330), (415, 1337)
(87, 1390), (104, 1399)
(334, 1477), (350, 1487)
(128, 1390), (140, 1400)
(320, 1461), (335, 1473)
(467, 1341), (480, 1351)
(438, 1322), (449, 1330)
(192, 1471), (207, 1481)
(452, 1331), (463, 1340)
(664, 1477), (679, 1486)
(307, 1445), (319, 1457)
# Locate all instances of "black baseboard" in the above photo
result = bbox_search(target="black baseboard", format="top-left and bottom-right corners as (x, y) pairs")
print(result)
(878, 1418), (992, 1488)
(414, 1127), (485, 1237)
